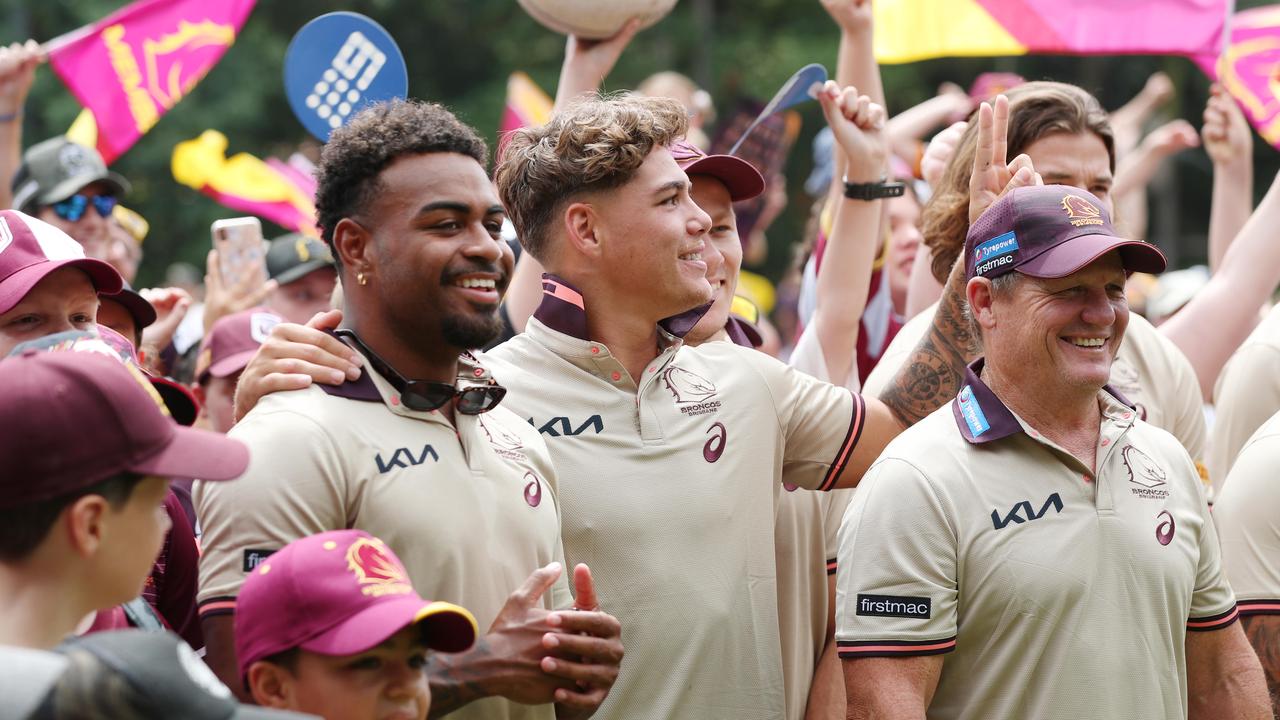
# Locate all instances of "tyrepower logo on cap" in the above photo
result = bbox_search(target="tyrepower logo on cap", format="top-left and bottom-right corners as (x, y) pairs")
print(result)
(856, 594), (931, 619)
(1062, 194), (1103, 227)
(957, 385), (990, 437)
(973, 231), (1018, 276)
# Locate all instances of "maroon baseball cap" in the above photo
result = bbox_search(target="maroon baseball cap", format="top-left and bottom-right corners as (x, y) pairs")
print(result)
(196, 308), (281, 384)
(0, 209), (122, 316)
(670, 140), (766, 202)
(235, 530), (478, 679)
(0, 351), (249, 509)
(965, 185), (1167, 282)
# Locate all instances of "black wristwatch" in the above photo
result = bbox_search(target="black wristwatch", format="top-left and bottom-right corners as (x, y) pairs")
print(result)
(843, 178), (906, 200)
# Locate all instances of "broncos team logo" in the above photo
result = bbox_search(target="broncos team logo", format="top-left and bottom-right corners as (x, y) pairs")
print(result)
(662, 366), (717, 404)
(346, 537), (413, 597)
(1122, 445), (1167, 489)
(479, 416), (523, 451)
(1061, 194), (1103, 227)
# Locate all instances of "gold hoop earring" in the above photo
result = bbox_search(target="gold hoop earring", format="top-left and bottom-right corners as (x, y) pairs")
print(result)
(357, 272), (368, 286)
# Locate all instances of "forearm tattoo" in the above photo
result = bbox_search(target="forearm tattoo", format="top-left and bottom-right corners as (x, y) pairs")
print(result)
(426, 638), (493, 718)
(879, 264), (979, 428)
(1242, 615), (1280, 715)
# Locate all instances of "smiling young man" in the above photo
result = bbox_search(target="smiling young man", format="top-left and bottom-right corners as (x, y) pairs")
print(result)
(195, 99), (622, 720)
(835, 173), (1268, 717)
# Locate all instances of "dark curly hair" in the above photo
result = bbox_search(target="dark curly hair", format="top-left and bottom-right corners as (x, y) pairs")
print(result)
(314, 99), (489, 267)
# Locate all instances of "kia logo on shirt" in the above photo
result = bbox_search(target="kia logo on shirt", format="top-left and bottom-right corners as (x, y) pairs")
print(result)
(531, 415), (604, 437)
(991, 493), (1063, 530)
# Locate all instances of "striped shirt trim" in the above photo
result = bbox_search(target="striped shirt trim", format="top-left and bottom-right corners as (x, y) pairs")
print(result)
(198, 597), (238, 618)
(819, 391), (866, 491)
(1237, 599), (1280, 617)
(837, 637), (957, 658)
(826, 558), (838, 576)
(1187, 605), (1239, 631)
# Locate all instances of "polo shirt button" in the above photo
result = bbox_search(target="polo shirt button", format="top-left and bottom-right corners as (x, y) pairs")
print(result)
(590, 346), (600, 355)
(611, 371), (622, 381)
(1101, 438), (1110, 446)
(648, 367), (656, 373)
(474, 368), (484, 377)
(1123, 412), (1132, 419)
(390, 396), (400, 406)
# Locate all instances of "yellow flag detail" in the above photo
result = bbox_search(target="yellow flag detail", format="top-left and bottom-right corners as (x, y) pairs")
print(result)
(874, 0), (1028, 64)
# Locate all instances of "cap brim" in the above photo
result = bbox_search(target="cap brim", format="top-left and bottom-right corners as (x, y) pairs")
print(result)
(101, 288), (157, 330)
(130, 425), (249, 481)
(272, 259), (335, 286)
(301, 597), (479, 658)
(204, 349), (257, 382)
(681, 155), (766, 202)
(41, 171), (130, 206)
(0, 258), (124, 315)
(1016, 235), (1168, 279)
(150, 377), (200, 427)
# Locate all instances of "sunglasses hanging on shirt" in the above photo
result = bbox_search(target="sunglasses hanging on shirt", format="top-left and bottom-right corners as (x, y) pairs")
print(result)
(334, 329), (506, 414)
(51, 193), (118, 222)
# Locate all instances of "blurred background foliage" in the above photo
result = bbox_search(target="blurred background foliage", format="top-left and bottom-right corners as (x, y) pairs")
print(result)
(3, 0), (1276, 287)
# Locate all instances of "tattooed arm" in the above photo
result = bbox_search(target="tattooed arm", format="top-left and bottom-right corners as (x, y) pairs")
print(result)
(1241, 615), (1280, 717)
(1186, 621), (1271, 720)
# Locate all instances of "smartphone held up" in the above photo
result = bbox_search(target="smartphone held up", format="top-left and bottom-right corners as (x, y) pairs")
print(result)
(211, 217), (268, 291)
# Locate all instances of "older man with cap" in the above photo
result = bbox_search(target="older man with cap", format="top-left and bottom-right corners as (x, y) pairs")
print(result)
(0, 350), (248, 651)
(835, 121), (1268, 717)
(239, 529), (479, 720)
(11, 137), (129, 261)
(264, 233), (338, 324)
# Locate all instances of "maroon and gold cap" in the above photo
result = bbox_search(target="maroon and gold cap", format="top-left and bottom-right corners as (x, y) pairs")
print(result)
(0, 209), (122, 316)
(0, 351), (248, 509)
(965, 185), (1167, 282)
(235, 530), (478, 679)
(670, 140), (766, 202)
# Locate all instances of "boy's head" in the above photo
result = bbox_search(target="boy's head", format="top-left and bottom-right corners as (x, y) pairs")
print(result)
(0, 351), (248, 646)
(194, 309), (281, 432)
(238, 530), (478, 720)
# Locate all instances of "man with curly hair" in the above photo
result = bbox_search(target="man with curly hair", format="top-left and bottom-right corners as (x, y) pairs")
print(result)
(195, 99), (623, 720)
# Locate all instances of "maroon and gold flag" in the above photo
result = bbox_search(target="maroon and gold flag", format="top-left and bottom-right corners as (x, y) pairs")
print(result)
(1196, 6), (1280, 148)
(46, 0), (256, 163)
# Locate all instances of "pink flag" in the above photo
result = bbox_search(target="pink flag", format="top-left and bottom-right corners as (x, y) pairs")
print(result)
(46, 0), (256, 164)
(1195, 6), (1280, 149)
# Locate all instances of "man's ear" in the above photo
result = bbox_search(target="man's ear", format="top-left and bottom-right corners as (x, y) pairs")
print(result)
(966, 276), (997, 331)
(563, 202), (603, 261)
(64, 495), (111, 559)
(247, 661), (295, 709)
(332, 218), (373, 282)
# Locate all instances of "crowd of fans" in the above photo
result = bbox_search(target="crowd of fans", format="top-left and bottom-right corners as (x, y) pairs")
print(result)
(2, 1), (1280, 718)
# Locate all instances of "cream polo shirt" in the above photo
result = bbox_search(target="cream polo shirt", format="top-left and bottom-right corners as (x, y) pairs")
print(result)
(481, 276), (866, 720)
(863, 303), (1208, 482)
(1215, 409), (1280, 618)
(1209, 303), (1280, 489)
(836, 360), (1237, 720)
(195, 351), (570, 720)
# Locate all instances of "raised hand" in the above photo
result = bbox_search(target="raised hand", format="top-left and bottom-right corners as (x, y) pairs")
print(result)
(968, 95), (1040, 225)
(1143, 118), (1200, 158)
(921, 120), (967, 186)
(1202, 83), (1252, 167)
(0, 40), (40, 118)
(816, 80), (887, 183)
(820, 0), (873, 35)
(556, 18), (642, 104)
(232, 310), (363, 422)
(137, 287), (192, 371)
(546, 564), (624, 719)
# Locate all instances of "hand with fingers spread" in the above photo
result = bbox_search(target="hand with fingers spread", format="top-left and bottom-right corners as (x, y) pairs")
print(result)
(202, 249), (277, 336)
(816, 80), (887, 183)
(232, 309), (363, 422)
(547, 564), (624, 719)
(1202, 83), (1252, 167)
(427, 563), (578, 716)
(968, 95), (1041, 226)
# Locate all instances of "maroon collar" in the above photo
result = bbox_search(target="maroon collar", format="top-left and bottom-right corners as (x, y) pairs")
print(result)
(533, 273), (712, 341)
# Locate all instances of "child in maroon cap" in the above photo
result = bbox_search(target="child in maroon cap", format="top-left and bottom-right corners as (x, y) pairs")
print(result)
(0, 351), (248, 650)
(238, 530), (477, 720)
(193, 308), (281, 433)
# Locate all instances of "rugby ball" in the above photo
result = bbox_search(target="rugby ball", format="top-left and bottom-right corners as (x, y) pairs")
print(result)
(517, 0), (679, 39)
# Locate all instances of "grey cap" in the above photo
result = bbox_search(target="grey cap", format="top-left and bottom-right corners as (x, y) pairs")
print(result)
(265, 234), (334, 285)
(40, 630), (317, 720)
(11, 137), (130, 213)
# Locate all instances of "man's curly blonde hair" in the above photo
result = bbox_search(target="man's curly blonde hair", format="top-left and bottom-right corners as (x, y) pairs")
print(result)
(495, 94), (688, 261)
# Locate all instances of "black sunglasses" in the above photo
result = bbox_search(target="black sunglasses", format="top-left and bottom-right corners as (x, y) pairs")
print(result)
(334, 329), (506, 414)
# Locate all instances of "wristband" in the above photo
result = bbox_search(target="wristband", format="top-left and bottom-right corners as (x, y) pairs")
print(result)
(843, 178), (905, 201)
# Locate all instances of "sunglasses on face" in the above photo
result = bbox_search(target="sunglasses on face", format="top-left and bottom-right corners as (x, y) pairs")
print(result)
(51, 193), (118, 223)
(334, 329), (506, 415)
